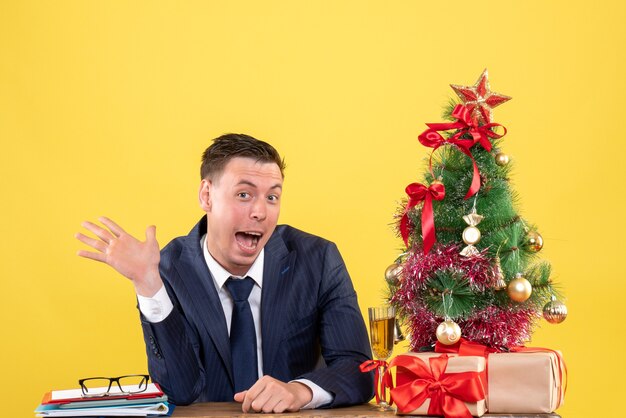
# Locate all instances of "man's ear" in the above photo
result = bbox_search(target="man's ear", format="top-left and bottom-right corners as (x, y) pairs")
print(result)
(199, 179), (212, 212)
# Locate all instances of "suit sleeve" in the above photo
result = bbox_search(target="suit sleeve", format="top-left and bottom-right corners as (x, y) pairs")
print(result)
(139, 270), (206, 405)
(297, 242), (375, 407)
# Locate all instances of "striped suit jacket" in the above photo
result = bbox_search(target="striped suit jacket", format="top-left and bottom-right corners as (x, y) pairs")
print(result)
(139, 216), (374, 406)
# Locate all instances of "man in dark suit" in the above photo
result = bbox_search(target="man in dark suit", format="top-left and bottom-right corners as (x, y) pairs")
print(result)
(76, 134), (374, 412)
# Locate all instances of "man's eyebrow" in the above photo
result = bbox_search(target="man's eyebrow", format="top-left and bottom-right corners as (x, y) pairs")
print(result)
(236, 180), (258, 188)
(236, 180), (283, 190)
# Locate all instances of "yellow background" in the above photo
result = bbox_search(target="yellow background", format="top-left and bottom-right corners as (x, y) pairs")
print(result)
(1, 1), (624, 417)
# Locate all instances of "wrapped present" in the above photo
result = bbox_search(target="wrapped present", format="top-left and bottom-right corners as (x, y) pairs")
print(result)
(487, 349), (566, 413)
(389, 352), (487, 418)
(434, 339), (567, 414)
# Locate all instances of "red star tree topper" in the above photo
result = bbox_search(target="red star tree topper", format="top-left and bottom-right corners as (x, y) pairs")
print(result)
(450, 69), (511, 124)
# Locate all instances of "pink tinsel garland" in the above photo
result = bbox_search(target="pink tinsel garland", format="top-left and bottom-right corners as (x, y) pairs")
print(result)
(392, 244), (537, 350)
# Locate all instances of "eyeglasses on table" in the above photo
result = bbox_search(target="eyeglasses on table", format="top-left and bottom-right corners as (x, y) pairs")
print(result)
(78, 374), (150, 397)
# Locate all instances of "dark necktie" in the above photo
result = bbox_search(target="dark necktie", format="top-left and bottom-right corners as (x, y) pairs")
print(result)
(225, 277), (258, 393)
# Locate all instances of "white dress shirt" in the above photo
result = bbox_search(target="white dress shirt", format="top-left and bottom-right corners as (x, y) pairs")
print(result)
(137, 235), (332, 408)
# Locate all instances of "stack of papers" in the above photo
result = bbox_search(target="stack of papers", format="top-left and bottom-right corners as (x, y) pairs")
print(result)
(35, 383), (173, 417)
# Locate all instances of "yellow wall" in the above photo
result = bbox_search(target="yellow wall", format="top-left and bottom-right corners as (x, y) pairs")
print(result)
(2, 1), (623, 416)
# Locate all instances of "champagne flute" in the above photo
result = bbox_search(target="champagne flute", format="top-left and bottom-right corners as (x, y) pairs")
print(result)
(368, 306), (395, 410)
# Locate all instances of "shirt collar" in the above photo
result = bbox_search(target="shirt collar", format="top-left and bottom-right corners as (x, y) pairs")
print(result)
(200, 234), (264, 289)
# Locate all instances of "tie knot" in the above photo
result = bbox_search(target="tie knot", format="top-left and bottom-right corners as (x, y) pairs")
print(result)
(225, 277), (255, 302)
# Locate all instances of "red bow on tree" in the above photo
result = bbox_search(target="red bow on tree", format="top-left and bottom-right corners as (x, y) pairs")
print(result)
(400, 181), (445, 253)
(418, 104), (507, 199)
(389, 354), (485, 418)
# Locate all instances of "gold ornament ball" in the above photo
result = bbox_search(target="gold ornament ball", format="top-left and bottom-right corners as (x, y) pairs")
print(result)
(507, 276), (532, 302)
(462, 226), (481, 245)
(384, 263), (403, 285)
(436, 319), (462, 345)
(543, 299), (568, 324)
(526, 231), (544, 252)
(495, 152), (510, 166)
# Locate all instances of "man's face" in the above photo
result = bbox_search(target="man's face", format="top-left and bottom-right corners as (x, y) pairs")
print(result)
(200, 157), (283, 276)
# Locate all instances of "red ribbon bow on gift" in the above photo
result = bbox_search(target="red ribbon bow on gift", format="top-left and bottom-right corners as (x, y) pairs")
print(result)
(400, 181), (446, 253)
(418, 104), (507, 199)
(359, 360), (394, 405)
(389, 354), (485, 418)
(435, 337), (498, 357)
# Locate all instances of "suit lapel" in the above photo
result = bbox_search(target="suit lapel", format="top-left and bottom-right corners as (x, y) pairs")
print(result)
(173, 218), (234, 388)
(171, 220), (296, 384)
(261, 231), (296, 376)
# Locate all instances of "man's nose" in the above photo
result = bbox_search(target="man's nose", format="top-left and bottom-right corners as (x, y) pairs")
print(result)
(250, 199), (267, 221)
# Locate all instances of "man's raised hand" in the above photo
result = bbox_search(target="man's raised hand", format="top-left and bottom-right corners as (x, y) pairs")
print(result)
(75, 217), (163, 297)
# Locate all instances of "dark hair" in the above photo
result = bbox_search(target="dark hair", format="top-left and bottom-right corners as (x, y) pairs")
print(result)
(200, 133), (286, 180)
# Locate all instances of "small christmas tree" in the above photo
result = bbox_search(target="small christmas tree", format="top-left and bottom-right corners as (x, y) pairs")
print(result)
(388, 70), (567, 351)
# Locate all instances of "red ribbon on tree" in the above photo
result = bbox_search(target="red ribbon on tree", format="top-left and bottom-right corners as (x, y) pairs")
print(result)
(389, 354), (485, 418)
(400, 181), (446, 253)
(418, 104), (507, 199)
(359, 360), (394, 405)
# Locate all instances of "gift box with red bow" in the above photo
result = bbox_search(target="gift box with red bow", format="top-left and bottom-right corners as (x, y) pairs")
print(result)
(388, 346), (566, 417)
(390, 352), (487, 418)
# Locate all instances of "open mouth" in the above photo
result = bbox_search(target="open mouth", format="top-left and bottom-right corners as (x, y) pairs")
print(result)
(235, 231), (262, 252)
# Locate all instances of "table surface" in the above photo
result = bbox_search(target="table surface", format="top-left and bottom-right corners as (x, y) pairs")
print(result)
(171, 402), (561, 418)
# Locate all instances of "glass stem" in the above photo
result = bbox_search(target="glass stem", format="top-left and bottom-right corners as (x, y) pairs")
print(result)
(378, 364), (388, 405)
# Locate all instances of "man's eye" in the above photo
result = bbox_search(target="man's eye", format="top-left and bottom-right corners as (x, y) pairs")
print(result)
(268, 195), (280, 202)
(238, 192), (250, 198)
